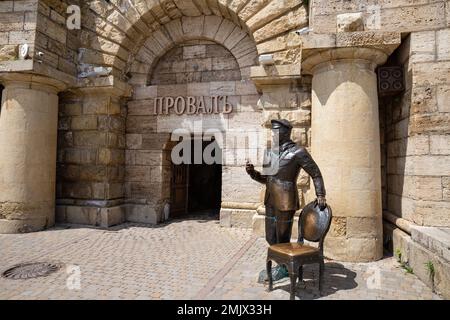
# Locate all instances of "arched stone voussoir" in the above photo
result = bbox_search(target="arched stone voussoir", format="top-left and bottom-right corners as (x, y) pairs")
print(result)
(101, 0), (305, 77)
(127, 17), (258, 86)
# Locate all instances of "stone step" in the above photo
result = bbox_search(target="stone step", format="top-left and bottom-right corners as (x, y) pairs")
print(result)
(411, 226), (450, 262)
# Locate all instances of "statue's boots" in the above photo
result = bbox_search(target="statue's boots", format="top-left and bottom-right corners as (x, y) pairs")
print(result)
(257, 265), (289, 283)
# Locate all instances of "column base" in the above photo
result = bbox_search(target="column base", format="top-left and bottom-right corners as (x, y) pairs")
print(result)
(220, 208), (256, 229)
(252, 213), (301, 240)
(56, 205), (125, 228)
(0, 217), (52, 234)
(56, 204), (164, 228)
(323, 236), (383, 262)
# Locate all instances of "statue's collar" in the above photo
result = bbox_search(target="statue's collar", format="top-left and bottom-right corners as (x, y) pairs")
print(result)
(279, 140), (296, 153)
(271, 140), (296, 157)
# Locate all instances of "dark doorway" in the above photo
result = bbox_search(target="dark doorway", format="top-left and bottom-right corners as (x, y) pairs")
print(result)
(170, 138), (222, 219)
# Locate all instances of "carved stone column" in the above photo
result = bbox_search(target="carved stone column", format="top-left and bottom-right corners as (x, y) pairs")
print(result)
(303, 47), (395, 262)
(0, 74), (66, 233)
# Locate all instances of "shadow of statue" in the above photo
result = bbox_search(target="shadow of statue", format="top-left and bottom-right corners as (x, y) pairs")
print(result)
(270, 262), (358, 300)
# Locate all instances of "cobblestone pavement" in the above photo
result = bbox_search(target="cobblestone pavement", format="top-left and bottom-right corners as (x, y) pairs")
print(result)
(0, 217), (442, 300)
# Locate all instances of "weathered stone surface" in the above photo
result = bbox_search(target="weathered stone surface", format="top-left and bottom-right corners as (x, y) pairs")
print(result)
(336, 12), (365, 32)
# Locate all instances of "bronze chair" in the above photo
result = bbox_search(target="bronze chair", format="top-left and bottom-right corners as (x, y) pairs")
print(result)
(266, 202), (332, 300)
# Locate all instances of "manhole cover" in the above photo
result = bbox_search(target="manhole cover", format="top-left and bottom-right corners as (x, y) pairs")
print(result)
(2, 262), (62, 280)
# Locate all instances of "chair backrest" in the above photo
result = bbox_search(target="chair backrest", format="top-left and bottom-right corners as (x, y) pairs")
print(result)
(298, 202), (332, 245)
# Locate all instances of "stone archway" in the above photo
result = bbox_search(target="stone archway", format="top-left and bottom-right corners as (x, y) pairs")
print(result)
(81, 0), (308, 81)
(55, 0), (310, 230)
(124, 16), (264, 224)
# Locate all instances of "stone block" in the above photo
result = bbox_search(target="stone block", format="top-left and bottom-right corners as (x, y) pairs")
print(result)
(181, 15), (204, 37)
(71, 116), (98, 131)
(280, 110), (311, 127)
(254, 7), (307, 43)
(430, 135), (450, 155)
(0, 1), (13, 12)
(211, 57), (239, 71)
(73, 131), (107, 147)
(410, 31), (436, 63)
(125, 204), (159, 224)
(126, 116), (157, 134)
(336, 12), (365, 32)
(214, 19), (235, 43)
(187, 82), (210, 96)
(127, 100), (155, 116)
(83, 97), (110, 115)
(411, 226), (450, 262)
(126, 166), (151, 182)
(223, 26), (247, 50)
(201, 70), (241, 82)
(236, 80), (258, 95)
(210, 81), (236, 95)
(252, 213), (265, 238)
(443, 177), (450, 201)
(0, 12), (24, 32)
(408, 235), (450, 299)
(410, 113), (450, 135)
(157, 84), (187, 97)
(347, 217), (381, 239)
(220, 209), (232, 227)
(329, 216), (347, 237)
(185, 57), (212, 72)
(165, 19), (184, 43)
(437, 86), (450, 113)
(134, 150), (164, 166)
(100, 206), (125, 228)
(126, 134), (143, 150)
(183, 45), (206, 60)
(257, 85), (298, 110)
(79, 165), (107, 182)
(413, 61), (450, 87)
(66, 206), (99, 226)
(238, 95), (260, 112)
(381, 2), (446, 32)
(133, 86), (157, 100)
(346, 238), (383, 262)
(202, 15), (222, 39)
(247, 0), (298, 32)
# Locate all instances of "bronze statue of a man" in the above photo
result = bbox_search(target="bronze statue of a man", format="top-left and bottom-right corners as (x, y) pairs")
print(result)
(246, 119), (327, 281)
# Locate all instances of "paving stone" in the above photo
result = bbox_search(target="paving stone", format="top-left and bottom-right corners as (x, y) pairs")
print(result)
(0, 218), (441, 300)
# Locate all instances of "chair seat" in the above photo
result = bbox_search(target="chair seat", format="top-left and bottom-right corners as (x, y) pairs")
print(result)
(269, 243), (319, 257)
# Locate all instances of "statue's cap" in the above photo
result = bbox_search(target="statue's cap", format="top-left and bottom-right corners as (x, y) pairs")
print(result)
(271, 119), (293, 130)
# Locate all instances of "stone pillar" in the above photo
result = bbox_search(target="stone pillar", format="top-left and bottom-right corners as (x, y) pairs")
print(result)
(56, 80), (131, 228)
(0, 74), (65, 233)
(303, 48), (390, 262)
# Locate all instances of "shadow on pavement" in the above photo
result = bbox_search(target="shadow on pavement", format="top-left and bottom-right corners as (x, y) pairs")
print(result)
(271, 262), (358, 300)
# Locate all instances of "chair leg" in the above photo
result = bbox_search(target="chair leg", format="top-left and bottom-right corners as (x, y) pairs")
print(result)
(319, 259), (325, 295)
(266, 260), (273, 291)
(298, 266), (303, 282)
(289, 272), (297, 300)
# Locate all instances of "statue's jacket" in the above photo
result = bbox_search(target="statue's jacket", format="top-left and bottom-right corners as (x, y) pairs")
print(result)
(249, 140), (326, 212)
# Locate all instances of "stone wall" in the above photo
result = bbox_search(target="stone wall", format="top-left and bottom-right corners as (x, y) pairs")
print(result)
(80, 0), (308, 83)
(150, 40), (241, 85)
(0, 0), (38, 63)
(310, 0), (449, 34)
(0, 0), (78, 83)
(382, 29), (450, 228)
(56, 88), (127, 227)
(35, 0), (79, 77)
(126, 40), (265, 225)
